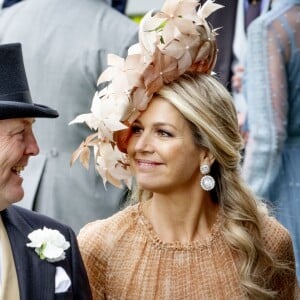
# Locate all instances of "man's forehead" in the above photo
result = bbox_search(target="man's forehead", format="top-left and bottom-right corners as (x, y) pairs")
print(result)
(0, 118), (35, 129)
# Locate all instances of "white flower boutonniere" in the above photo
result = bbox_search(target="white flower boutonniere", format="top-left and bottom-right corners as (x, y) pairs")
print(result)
(27, 227), (70, 262)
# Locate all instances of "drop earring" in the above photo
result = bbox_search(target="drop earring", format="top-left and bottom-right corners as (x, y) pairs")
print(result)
(200, 164), (215, 191)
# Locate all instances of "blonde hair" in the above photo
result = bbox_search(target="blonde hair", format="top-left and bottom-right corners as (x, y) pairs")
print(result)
(129, 72), (289, 298)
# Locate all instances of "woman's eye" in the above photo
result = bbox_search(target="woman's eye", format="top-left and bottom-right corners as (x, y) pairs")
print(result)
(157, 129), (172, 137)
(131, 125), (143, 134)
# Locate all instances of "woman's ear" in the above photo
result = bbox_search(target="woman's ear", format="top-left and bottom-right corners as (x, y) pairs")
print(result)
(199, 148), (215, 166)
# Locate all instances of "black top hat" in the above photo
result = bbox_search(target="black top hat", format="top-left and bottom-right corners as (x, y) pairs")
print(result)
(0, 43), (58, 120)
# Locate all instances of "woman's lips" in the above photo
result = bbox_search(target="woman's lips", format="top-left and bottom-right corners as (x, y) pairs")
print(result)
(134, 159), (163, 170)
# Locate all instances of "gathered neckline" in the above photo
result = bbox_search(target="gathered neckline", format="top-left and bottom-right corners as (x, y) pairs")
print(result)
(137, 203), (222, 251)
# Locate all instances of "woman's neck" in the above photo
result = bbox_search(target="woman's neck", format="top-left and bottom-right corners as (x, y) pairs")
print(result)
(142, 190), (219, 244)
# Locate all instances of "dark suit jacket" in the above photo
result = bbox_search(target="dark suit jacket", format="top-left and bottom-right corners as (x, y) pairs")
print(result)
(1, 205), (92, 300)
(199, 0), (238, 90)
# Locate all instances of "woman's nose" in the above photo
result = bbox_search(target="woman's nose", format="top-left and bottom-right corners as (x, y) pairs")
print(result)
(134, 132), (154, 153)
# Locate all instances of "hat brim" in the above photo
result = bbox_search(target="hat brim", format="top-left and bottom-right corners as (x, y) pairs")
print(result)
(0, 101), (58, 120)
(114, 127), (132, 154)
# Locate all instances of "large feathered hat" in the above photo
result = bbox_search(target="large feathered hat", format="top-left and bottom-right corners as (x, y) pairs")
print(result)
(71, 0), (223, 188)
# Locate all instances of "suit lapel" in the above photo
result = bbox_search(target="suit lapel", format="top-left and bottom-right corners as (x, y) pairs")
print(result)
(1, 206), (56, 300)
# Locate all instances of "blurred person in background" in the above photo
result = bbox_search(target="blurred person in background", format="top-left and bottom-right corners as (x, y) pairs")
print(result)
(0, 0), (138, 233)
(2, 0), (127, 11)
(200, 0), (238, 90)
(1, 0), (19, 7)
(243, 0), (300, 282)
(112, 0), (127, 14)
(200, 0), (271, 142)
(232, 0), (271, 139)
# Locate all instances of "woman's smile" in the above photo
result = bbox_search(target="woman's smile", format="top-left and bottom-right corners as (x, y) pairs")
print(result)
(134, 159), (164, 171)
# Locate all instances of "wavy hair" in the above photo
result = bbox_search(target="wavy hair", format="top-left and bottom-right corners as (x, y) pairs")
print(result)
(129, 72), (289, 298)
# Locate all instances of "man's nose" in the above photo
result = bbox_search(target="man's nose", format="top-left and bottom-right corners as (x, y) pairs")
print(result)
(24, 130), (40, 156)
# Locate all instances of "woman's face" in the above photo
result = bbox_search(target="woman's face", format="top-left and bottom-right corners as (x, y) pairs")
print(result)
(127, 97), (202, 194)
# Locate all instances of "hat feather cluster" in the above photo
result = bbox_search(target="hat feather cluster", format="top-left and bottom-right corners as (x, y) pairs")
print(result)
(70, 0), (223, 188)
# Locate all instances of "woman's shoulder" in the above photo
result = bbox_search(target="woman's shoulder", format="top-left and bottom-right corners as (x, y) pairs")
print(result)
(260, 214), (294, 259)
(82, 203), (137, 231)
(78, 204), (139, 251)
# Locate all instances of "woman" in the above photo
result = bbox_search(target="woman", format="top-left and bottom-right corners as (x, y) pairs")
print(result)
(242, 0), (300, 281)
(73, 0), (298, 298)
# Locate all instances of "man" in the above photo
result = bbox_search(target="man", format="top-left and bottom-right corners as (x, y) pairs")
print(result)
(0, 43), (92, 299)
(0, 0), (138, 233)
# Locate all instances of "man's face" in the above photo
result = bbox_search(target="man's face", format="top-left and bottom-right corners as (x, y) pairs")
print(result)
(0, 118), (39, 210)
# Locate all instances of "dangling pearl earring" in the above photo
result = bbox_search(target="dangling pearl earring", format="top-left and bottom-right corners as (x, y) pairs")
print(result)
(200, 164), (215, 191)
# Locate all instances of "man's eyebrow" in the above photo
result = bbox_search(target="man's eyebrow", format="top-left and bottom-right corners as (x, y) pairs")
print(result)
(22, 118), (36, 125)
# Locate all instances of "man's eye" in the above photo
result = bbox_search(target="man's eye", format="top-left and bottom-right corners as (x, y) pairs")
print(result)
(13, 130), (25, 140)
(16, 130), (25, 135)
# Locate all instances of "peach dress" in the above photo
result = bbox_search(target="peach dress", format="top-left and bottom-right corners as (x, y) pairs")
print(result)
(78, 204), (297, 299)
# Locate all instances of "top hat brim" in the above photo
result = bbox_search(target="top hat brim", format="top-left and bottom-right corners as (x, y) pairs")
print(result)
(0, 101), (58, 120)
